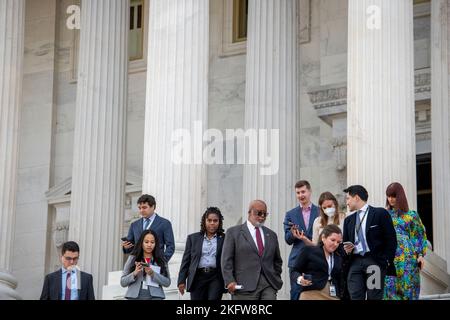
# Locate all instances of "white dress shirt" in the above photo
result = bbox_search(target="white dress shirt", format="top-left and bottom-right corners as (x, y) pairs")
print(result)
(246, 220), (265, 248)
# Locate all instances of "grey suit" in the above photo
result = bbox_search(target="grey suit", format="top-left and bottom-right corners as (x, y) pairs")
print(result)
(221, 223), (283, 299)
(121, 255), (171, 299)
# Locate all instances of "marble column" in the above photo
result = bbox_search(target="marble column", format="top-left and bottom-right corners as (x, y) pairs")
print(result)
(242, 0), (298, 299)
(347, 0), (417, 208)
(0, 0), (25, 300)
(431, 0), (450, 272)
(142, 0), (209, 246)
(69, 0), (129, 295)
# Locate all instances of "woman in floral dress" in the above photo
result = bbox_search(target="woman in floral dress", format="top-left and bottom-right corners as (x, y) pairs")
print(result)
(383, 182), (428, 300)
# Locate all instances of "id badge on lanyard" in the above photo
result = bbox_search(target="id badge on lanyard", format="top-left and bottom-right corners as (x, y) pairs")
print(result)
(329, 283), (337, 297)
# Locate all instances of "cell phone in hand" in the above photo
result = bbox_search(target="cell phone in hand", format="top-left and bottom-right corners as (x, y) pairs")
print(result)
(121, 237), (129, 242)
(343, 241), (354, 246)
(140, 262), (150, 268)
(303, 274), (312, 281)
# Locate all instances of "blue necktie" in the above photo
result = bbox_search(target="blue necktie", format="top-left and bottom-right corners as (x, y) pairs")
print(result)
(355, 210), (368, 255)
(143, 218), (150, 230)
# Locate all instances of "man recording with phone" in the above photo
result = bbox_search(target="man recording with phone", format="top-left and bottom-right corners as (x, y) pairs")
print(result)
(283, 180), (319, 300)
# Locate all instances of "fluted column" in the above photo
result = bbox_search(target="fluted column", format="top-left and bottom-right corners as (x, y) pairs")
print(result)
(69, 0), (129, 295)
(143, 0), (208, 246)
(242, 0), (298, 298)
(431, 0), (450, 272)
(347, 0), (417, 208)
(0, 0), (25, 300)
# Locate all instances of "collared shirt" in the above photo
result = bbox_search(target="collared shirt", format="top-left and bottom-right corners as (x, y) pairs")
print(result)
(142, 214), (156, 230)
(61, 267), (79, 300)
(301, 203), (312, 228)
(198, 234), (218, 268)
(354, 204), (371, 254)
(246, 220), (266, 248)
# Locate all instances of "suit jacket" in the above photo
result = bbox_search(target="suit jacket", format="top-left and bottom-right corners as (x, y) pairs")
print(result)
(343, 206), (398, 276)
(284, 204), (319, 268)
(291, 245), (343, 297)
(123, 214), (175, 262)
(121, 255), (171, 299)
(40, 269), (95, 300)
(177, 232), (226, 292)
(221, 223), (283, 293)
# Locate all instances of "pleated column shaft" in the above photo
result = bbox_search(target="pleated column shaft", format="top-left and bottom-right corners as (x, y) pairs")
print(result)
(142, 0), (209, 244)
(347, 0), (417, 208)
(69, 0), (129, 295)
(242, 0), (298, 297)
(0, 0), (25, 272)
(431, 0), (450, 271)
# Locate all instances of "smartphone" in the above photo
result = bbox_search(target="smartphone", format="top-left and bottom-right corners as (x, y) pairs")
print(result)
(343, 241), (354, 246)
(303, 274), (312, 281)
(121, 237), (129, 242)
(140, 262), (150, 268)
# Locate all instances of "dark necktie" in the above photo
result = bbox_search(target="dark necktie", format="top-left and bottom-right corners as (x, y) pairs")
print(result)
(65, 272), (71, 300)
(255, 227), (264, 256)
(143, 218), (150, 230)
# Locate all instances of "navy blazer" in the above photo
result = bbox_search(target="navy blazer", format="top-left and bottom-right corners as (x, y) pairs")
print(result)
(343, 206), (397, 276)
(284, 204), (319, 268)
(177, 232), (226, 292)
(40, 269), (95, 300)
(291, 245), (343, 297)
(123, 214), (175, 262)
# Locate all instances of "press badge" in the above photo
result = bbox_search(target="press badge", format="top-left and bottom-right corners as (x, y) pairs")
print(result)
(355, 241), (364, 253)
(329, 284), (337, 297)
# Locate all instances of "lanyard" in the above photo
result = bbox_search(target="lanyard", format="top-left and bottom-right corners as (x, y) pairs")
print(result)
(327, 253), (334, 280)
(355, 207), (369, 235)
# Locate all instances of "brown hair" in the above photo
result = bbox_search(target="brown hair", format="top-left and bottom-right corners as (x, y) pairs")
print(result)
(318, 224), (342, 246)
(318, 192), (343, 228)
(295, 180), (311, 190)
(385, 182), (409, 213)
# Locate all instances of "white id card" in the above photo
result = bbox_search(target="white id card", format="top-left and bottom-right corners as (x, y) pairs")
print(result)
(355, 241), (363, 253)
(329, 284), (337, 297)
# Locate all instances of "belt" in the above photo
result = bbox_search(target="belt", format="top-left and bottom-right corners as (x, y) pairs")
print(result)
(197, 267), (217, 273)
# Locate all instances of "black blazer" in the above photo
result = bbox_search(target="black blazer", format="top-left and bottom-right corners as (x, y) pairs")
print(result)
(291, 245), (343, 296)
(177, 232), (225, 292)
(343, 206), (397, 276)
(40, 269), (95, 300)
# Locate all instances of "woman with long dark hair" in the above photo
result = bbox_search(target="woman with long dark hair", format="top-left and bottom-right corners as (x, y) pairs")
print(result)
(383, 182), (428, 300)
(121, 229), (170, 300)
(177, 207), (226, 300)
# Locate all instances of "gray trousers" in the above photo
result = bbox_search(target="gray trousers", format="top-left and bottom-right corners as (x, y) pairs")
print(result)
(232, 273), (277, 300)
(347, 255), (387, 300)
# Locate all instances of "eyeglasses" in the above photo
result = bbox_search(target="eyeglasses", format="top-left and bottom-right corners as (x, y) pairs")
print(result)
(63, 256), (79, 262)
(251, 210), (269, 217)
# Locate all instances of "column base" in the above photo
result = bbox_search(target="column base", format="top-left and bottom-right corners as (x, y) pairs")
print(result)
(0, 269), (22, 300)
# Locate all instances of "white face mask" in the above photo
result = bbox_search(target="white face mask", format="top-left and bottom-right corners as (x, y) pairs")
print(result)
(324, 207), (336, 217)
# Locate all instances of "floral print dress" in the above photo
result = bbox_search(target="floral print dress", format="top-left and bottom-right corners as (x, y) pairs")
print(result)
(384, 210), (428, 300)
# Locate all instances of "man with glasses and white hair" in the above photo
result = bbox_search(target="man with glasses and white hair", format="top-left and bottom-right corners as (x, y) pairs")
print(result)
(40, 241), (95, 300)
(221, 200), (283, 300)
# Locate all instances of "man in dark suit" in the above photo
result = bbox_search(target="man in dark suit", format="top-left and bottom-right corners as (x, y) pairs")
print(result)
(283, 180), (319, 300)
(122, 194), (175, 262)
(221, 200), (283, 300)
(40, 241), (95, 300)
(342, 185), (397, 300)
(177, 207), (226, 300)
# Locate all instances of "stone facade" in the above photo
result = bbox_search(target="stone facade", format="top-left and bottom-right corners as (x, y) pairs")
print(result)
(1, 0), (449, 300)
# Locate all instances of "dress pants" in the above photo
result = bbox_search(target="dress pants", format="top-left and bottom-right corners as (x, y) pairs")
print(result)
(190, 269), (224, 300)
(347, 254), (387, 300)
